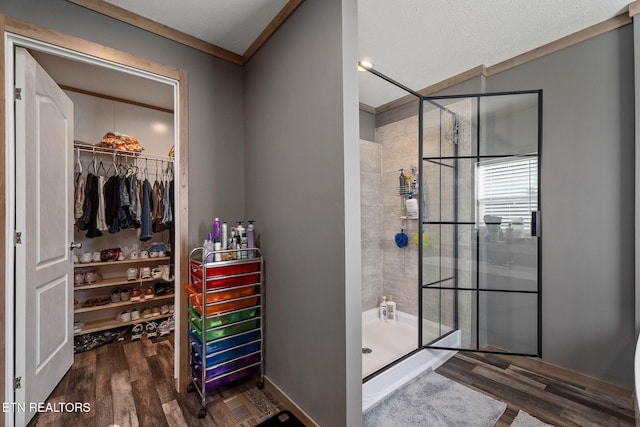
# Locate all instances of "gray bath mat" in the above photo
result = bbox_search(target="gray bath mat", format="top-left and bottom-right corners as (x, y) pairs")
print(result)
(363, 370), (506, 427)
(510, 410), (555, 427)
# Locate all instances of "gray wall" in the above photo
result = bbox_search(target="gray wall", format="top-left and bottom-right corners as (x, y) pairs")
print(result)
(488, 25), (635, 387)
(0, 0), (246, 249)
(243, 1), (361, 426)
(360, 109), (375, 141)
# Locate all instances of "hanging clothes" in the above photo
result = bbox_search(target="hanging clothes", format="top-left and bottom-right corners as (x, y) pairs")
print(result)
(105, 174), (121, 233)
(161, 179), (172, 226)
(76, 174), (92, 231)
(74, 172), (85, 221)
(152, 179), (164, 233)
(129, 174), (141, 228)
(96, 175), (108, 232)
(84, 173), (102, 238)
(140, 178), (153, 241)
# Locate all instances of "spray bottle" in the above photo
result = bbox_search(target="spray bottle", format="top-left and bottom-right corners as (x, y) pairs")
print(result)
(203, 233), (214, 263)
(247, 221), (256, 259)
(221, 222), (228, 250)
(236, 221), (245, 259)
(213, 218), (221, 243)
(399, 169), (406, 195)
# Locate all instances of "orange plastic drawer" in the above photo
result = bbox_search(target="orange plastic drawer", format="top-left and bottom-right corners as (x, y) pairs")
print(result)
(190, 272), (260, 291)
(187, 284), (258, 316)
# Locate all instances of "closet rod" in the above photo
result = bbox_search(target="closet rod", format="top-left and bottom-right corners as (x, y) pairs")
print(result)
(73, 141), (174, 162)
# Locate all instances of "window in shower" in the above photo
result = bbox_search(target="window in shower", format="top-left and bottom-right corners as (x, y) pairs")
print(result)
(419, 91), (542, 357)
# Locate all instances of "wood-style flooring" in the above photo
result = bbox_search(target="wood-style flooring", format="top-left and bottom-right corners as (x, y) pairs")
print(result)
(28, 337), (636, 426)
(27, 335), (285, 427)
(436, 351), (636, 427)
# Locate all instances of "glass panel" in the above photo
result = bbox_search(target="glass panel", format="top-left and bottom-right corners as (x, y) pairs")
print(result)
(479, 291), (538, 355)
(423, 289), (477, 349)
(423, 97), (477, 159)
(422, 158), (475, 224)
(476, 156), (538, 292)
(422, 287), (457, 344)
(480, 93), (539, 156)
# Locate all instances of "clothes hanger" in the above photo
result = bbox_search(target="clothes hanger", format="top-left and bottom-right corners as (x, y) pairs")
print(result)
(75, 148), (82, 173)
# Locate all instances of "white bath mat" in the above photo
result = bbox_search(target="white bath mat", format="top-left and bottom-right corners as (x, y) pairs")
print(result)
(363, 369), (506, 427)
(510, 410), (555, 427)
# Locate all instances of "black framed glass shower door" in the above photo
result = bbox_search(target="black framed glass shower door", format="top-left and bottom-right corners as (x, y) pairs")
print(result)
(419, 91), (542, 357)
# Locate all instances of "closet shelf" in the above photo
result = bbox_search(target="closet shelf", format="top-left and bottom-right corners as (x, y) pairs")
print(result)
(74, 293), (175, 313)
(74, 141), (174, 162)
(74, 276), (172, 290)
(75, 312), (174, 336)
(74, 256), (171, 268)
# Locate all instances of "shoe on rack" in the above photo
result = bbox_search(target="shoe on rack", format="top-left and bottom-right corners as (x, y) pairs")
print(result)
(158, 321), (170, 337)
(140, 267), (151, 279)
(145, 322), (158, 339)
(168, 316), (175, 331)
(130, 289), (142, 302)
(144, 287), (154, 299)
(160, 304), (169, 315)
(131, 323), (144, 341)
(154, 282), (166, 297)
(130, 308), (140, 321)
(142, 308), (153, 319)
(152, 306), (161, 317)
(120, 288), (131, 301)
(126, 268), (138, 281)
(110, 288), (121, 303)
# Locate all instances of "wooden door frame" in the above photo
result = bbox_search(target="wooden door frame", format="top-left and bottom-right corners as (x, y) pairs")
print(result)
(1, 14), (190, 424)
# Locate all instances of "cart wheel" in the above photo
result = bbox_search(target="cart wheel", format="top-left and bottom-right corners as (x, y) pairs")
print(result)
(198, 408), (207, 418)
(186, 383), (195, 393)
(257, 381), (264, 389)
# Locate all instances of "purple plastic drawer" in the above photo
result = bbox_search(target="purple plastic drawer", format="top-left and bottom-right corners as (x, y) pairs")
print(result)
(191, 352), (261, 379)
(191, 364), (261, 393)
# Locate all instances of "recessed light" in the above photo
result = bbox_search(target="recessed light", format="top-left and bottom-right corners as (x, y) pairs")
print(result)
(358, 60), (373, 71)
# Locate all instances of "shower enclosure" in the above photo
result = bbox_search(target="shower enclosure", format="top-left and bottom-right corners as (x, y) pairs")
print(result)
(420, 92), (541, 356)
(361, 64), (541, 382)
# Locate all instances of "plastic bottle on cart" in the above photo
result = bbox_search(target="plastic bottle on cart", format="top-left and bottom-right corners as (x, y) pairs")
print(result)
(221, 222), (228, 250)
(204, 233), (214, 263)
(247, 221), (256, 259)
(213, 218), (221, 243)
(236, 221), (247, 259)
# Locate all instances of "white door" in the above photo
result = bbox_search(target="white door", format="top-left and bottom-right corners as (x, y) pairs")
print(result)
(14, 47), (74, 425)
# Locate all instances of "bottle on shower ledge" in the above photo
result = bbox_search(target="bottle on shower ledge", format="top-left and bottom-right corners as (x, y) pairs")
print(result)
(386, 294), (397, 323)
(380, 296), (388, 322)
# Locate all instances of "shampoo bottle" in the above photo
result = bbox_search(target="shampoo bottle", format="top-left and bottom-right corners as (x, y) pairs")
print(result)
(399, 169), (406, 195)
(386, 294), (397, 323)
(236, 221), (246, 259)
(406, 192), (419, 219)
(247, 221), (256, 258)
(221, 222), (228, 250)
(380, 296), (388, 322)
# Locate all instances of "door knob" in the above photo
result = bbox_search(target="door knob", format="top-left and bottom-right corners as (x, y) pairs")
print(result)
(69, 242), (82, 250)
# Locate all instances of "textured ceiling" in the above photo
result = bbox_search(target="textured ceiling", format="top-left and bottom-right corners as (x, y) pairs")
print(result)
(104, 0), (288, 55)
(358, 0), (631, 107)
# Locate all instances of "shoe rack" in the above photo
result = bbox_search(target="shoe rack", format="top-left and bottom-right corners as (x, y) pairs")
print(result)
(73, 256), (174, 335)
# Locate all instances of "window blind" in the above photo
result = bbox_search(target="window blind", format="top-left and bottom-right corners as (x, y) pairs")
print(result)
(476, 157), (538, 229)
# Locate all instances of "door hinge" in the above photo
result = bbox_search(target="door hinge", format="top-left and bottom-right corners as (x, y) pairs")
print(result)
(14, 231), (22, 245)
(13, 377), (21, 390)
(14, 87), (22, 100)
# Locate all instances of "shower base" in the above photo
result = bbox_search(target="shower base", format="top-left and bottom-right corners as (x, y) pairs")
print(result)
(361, 308), (460, 412)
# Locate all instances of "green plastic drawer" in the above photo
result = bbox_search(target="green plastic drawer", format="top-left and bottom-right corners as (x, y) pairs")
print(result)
(188, 305), (258, 330)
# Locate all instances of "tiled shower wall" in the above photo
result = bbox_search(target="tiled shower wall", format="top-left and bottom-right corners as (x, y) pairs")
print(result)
(360, 139), (383, 311)
(361, 101), (473, 345)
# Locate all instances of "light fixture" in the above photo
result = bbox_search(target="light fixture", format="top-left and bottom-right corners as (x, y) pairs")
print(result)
(358, 60), (373, 72)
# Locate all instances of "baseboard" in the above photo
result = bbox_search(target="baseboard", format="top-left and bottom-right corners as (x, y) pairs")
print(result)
(263, 376), (320, 427)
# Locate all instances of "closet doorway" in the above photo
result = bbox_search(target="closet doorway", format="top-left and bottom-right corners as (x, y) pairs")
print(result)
(4, 26), (187, 427)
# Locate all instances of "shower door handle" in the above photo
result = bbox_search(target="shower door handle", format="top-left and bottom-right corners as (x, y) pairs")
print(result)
(531, 211), (541, 237)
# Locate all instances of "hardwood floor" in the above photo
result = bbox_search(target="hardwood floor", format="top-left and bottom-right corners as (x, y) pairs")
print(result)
(436, 351), (636, 427)
(28, 335), (284, 427)
(29, 337), (636, 426)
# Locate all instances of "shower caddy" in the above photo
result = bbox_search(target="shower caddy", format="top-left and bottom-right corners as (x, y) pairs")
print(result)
(186, 246), (264, 418)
